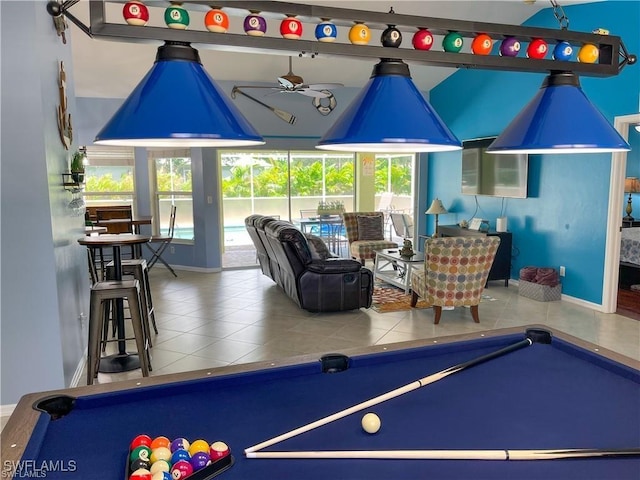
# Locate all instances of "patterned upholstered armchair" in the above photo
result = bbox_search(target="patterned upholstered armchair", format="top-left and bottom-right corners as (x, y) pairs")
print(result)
(342, 212), (398, 264)
(410, 236), (501, 324)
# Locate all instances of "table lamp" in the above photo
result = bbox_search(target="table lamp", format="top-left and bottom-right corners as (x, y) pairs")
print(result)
(425, 198), (448, 237)
(624, 177), (640, 221)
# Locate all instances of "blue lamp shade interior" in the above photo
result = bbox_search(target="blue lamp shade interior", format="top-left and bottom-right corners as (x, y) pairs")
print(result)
(487, 72), (630, 154)
(94, 43), (264, 147)
(317, 59), (461, 152)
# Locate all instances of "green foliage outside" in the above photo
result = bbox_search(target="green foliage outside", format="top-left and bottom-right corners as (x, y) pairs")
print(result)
(221, 154), (412, 199)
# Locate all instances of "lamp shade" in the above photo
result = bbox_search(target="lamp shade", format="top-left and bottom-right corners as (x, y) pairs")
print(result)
(316, 59), (461, 152)
(625, 177), (640, 193)
(425, 198), (448, 215)
(94, 42), (264, 147)
(487, 72), (630, 154)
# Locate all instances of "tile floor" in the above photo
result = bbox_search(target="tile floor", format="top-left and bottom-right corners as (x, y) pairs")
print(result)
(90, 265), (640, 386)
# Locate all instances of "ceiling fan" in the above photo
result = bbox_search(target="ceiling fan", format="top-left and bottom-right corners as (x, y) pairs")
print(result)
(234, 57), (343, 98)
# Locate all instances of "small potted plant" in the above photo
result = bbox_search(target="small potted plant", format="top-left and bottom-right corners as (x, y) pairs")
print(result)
(70, 149), (85, 184)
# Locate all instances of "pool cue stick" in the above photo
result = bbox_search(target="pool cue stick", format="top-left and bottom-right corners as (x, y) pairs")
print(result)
(246, 448), (640, 461)
(245, 335), (536, 454)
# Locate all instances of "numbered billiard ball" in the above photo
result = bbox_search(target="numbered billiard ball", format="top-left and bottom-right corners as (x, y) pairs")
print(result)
(244, 13), (267, 36)
(500, 37), (521, 57)
(315, 20), (337, 42)
(130, 434), (152, 451)
(349, 22), (371, 45)
(171, 460), (193, 480)
(149, 460), (170, 474)
(122, 1), (149, 26)
(130, 468), (152, 479)
(189, 439), (210, 457)
(471, 34), (492, 55)
(130, 445), (151, 463)
(210, 441), (230, 460)
(171, 449), (191, 465)
(527, 38), (548, 59)
(280, 16), (302, 40)
(578, 43), (599, 63)
(170, 437), (190, 453)
(164, 3), (189, 30)
(412, 28), (433, 50)
(442, 32), (463, 53)
(190, 451), (211, 471)
(381, 25), (402, 48)
(150, 447), (172, 464)
(553, 41), (573, 61)
(130, 458), (151, 472)
(204, 8), (229, 33)
(150, 436), (171, 451)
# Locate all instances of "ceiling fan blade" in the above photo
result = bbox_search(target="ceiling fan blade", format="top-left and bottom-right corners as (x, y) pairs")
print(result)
(296, 88), (330, 98)
(306, 83), (344, 90)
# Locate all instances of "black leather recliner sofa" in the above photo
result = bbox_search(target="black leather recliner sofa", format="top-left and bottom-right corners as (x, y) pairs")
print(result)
(244, 215), (373, 312)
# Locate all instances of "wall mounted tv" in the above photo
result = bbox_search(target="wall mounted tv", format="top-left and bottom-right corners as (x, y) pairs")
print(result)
(461, 137), (529, 198)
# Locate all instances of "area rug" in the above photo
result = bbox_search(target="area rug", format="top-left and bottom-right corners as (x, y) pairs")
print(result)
(371, 283), (430, 313)
(371, 282), (496, 313)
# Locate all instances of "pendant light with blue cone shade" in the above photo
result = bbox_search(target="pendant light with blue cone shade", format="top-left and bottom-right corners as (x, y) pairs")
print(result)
(487, 72), (630, 154)
(317, 59), (461, 153)
(95, 42), (264, 147)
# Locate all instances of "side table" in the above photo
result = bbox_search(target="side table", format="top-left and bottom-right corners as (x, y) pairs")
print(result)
(373, 249), (424, 293)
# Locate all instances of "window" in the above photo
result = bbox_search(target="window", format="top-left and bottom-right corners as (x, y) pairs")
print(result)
(375, 154), (415, 212)
(83, 146), (136, 211)
(149, 149), (193, 242)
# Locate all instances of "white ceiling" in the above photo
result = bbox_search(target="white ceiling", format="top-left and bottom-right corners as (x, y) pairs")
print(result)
(67, 1), (591, 98)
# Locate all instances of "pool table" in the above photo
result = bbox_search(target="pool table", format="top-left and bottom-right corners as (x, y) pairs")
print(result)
(2, 326), (639, 479)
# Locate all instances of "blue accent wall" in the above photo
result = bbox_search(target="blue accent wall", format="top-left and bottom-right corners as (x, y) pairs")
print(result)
(425, 1), (640, 304)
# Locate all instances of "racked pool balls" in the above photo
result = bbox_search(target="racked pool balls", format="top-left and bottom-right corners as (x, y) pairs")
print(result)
(500, 37), (520, 57)
(130, 434), (152, 451)
(150, 436), (171, 450)
(442, 32), (463, 52)
(527, 38), (548, 59)
(130, 445), (152, 463)
(171, 448), (191, 465)
(210, 441), (231, 460)
(471, 34), (492, 55)
(553, 41), (573, 61)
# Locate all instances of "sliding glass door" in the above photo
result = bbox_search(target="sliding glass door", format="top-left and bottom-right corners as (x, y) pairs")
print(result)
(219, 150), (354, 268)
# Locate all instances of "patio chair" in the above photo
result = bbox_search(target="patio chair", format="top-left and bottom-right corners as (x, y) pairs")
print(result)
(146, 205), (177, 277)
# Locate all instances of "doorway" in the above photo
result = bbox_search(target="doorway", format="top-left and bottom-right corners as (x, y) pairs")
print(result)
(602, 113), (640, 313)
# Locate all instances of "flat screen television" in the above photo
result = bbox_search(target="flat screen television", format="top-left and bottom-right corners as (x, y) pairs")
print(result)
(461, 137), (528, 198)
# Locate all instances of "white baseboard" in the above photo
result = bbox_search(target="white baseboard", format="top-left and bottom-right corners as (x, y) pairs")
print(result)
(70, 351), (88, 388)
(509, 279), (604, 311)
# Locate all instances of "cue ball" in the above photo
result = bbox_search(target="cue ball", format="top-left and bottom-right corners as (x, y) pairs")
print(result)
(361, 413), (381, 434)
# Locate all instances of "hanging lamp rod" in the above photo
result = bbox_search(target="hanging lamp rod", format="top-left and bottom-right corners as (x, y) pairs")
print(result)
(48, 0), (635, 77)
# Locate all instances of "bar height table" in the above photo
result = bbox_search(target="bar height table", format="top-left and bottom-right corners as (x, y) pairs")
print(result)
(78, 234), (151, 373)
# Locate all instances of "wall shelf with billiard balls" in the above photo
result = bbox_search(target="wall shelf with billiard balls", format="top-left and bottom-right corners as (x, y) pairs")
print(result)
(68, 1), (635, 79)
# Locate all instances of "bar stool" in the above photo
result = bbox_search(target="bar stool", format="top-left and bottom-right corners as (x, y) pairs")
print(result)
(87, 280), (150, 385)
(106, 259), (158, 347)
